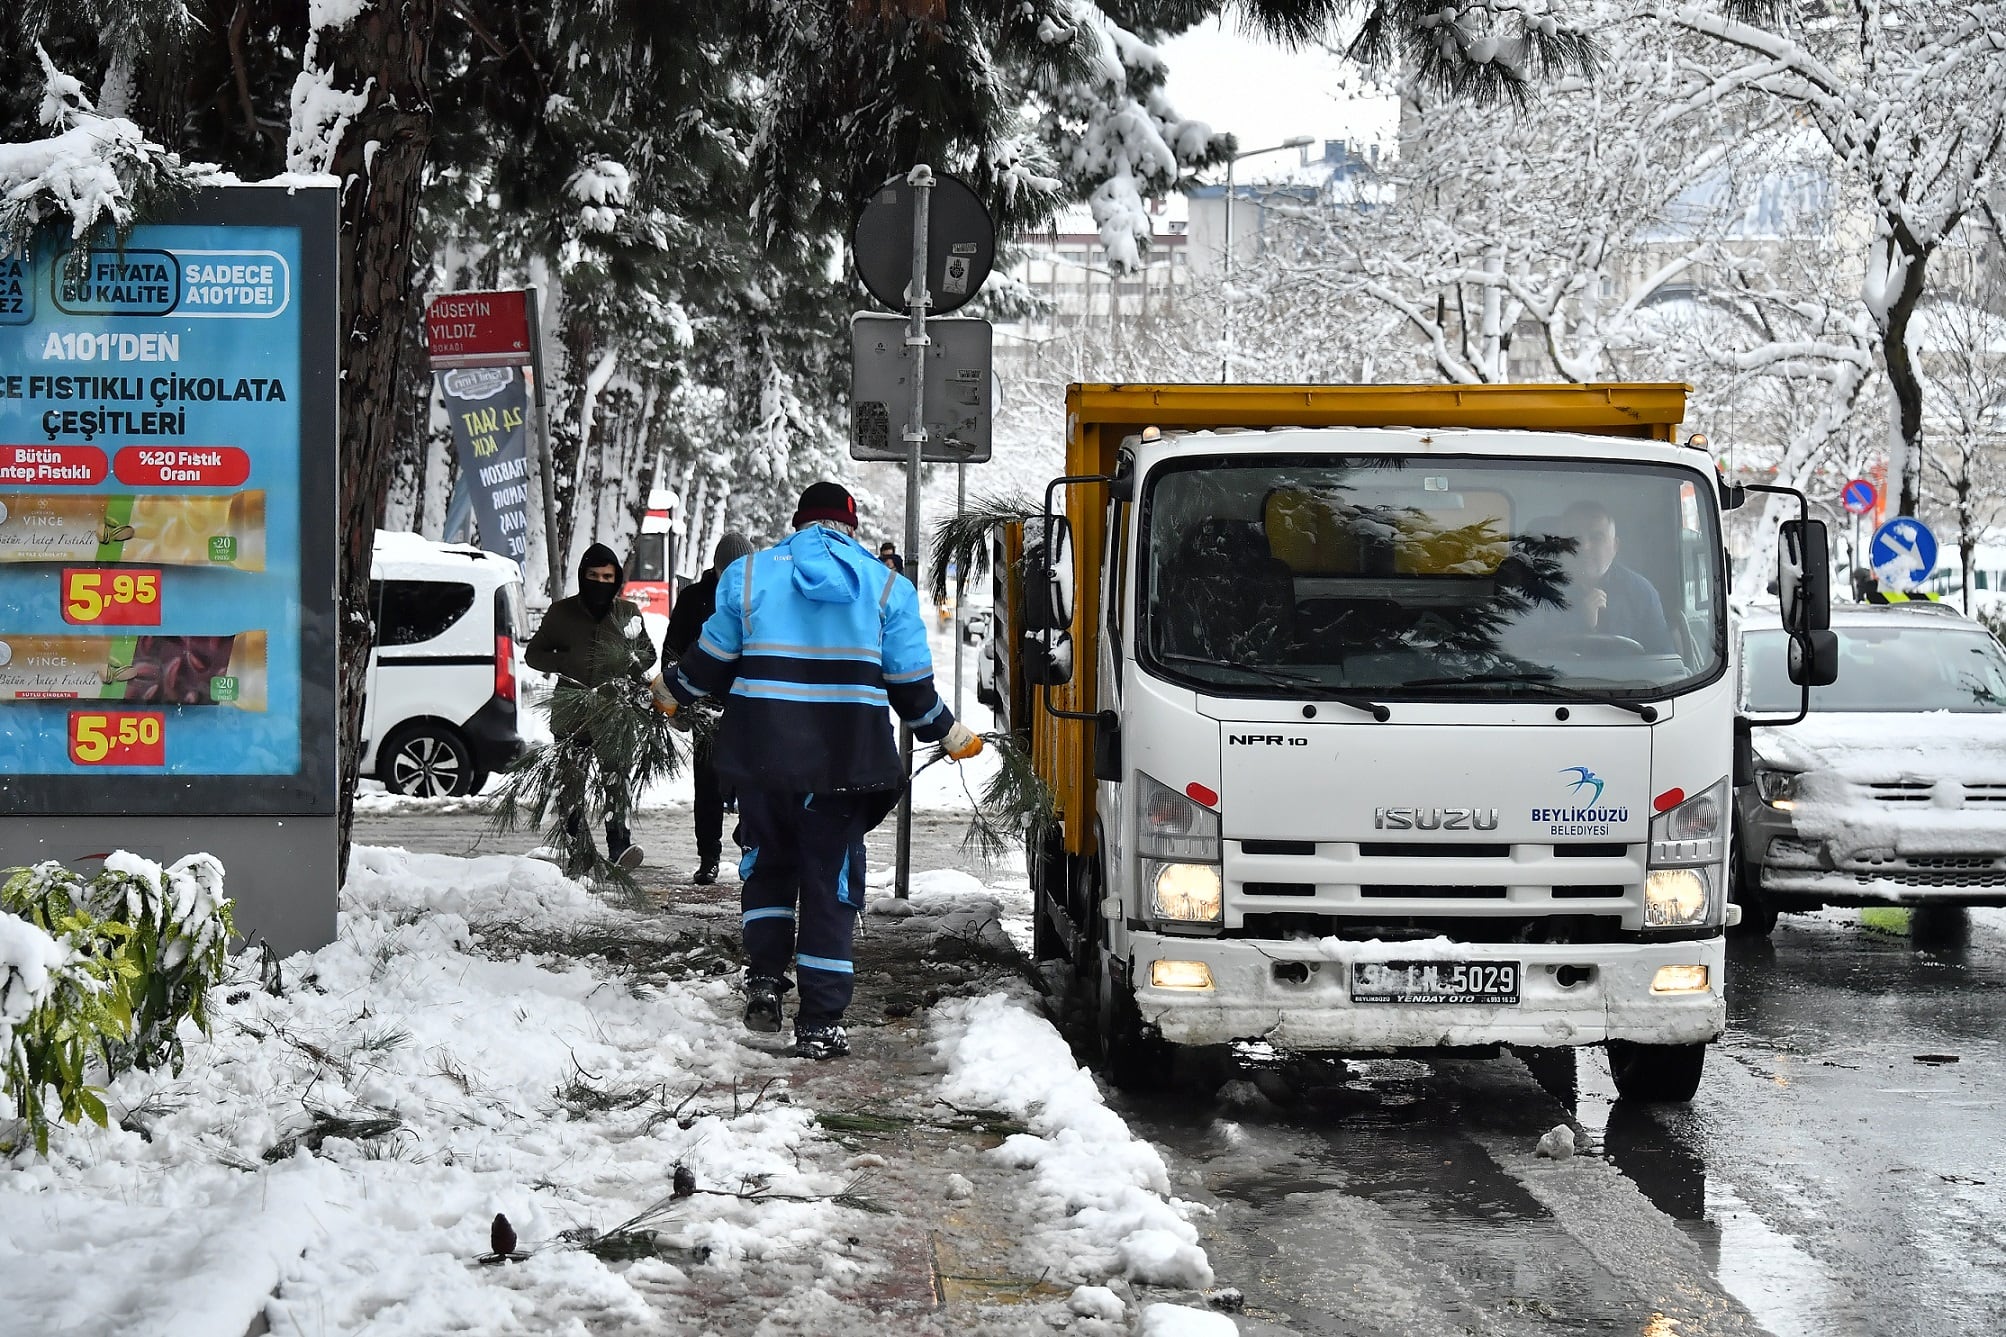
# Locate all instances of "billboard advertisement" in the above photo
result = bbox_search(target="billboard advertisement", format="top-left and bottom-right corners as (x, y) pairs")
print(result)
(439, 365), (532, 563)
(0, 189), (337, 816)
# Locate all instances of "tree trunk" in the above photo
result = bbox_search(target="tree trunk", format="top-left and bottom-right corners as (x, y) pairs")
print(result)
(1880, 238), (1929, 517)
(324, 2), (438, 883)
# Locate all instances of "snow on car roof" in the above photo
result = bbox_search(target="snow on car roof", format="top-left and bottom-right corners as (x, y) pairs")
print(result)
(372, 529), (519, 583)
(1740, 602), (1978, 630)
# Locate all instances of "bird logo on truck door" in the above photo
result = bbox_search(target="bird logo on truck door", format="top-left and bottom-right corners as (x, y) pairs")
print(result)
(1560, 766), (1605, 804)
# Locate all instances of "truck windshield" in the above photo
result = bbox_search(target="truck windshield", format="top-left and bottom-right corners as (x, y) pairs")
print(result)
(1139, 454), (1724, 700)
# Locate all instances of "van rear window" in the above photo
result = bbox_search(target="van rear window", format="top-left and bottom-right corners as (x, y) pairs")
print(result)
(372, 579), (477, 645)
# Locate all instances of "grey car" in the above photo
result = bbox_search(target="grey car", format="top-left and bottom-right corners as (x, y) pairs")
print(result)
(1732, 603), (2006, 934)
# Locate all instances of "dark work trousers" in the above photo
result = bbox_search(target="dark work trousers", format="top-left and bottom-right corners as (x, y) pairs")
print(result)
(561, 732), (632, 857)
(736, 789), (872, 1025)
(692, 738), (725, 862)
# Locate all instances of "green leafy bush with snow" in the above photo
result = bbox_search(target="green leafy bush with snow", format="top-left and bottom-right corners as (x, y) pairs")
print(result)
(0, 855), (235, 1153)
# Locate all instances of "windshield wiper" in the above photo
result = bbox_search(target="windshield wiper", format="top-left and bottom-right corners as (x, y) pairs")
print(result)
(1157, 651), (1390, 721)
(1397, 671), (1660, 721)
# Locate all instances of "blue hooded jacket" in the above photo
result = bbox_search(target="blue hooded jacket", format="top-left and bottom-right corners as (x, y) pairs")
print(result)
(667, 524), (956, 794)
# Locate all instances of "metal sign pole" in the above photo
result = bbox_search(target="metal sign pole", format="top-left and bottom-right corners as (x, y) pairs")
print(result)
(523, 286), (565, 602)
(896, 167), (934, 901)
(952, 461), (967, 717)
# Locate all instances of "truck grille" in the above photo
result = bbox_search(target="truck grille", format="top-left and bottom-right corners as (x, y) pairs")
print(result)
(1234, 912), (1626, 943)
(1226, 838), (1643, 926)
(1966, 783), (2006, 805)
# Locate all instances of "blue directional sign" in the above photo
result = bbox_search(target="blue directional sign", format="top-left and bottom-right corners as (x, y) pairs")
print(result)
(1869, 516), (1937, 592)
(1841, 478), (1876, 514)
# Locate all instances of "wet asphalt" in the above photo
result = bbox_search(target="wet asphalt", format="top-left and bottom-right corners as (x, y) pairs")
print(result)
(355, 806), (2006, 1335)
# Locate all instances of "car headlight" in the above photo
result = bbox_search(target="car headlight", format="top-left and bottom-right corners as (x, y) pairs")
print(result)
(1754, 766), (1801, 809)
(1149, 862), (1224, 925)
(1645, 867), (1711, 927)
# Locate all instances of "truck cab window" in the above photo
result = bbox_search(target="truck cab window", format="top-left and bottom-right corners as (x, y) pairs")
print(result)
(1104, 499), (1129, 690)
(1139, 454), (1724, 702)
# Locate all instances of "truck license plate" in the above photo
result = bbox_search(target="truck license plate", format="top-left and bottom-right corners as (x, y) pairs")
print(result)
(1351, 961), (1520, 1005)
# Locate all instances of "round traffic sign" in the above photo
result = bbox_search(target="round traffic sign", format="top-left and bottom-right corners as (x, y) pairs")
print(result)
(1841, 478), (1877, 514)
(852, 173), (996, 317)
(1868, 517), (1938, 592)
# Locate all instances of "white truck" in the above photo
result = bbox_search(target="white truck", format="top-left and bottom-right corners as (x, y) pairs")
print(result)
(994, 383), (1835, 1101)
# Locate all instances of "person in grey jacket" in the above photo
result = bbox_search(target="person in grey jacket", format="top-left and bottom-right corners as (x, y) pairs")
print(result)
(525, 542), (656, 869)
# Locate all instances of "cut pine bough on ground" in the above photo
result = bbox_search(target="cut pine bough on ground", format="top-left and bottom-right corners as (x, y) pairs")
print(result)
(0, 847), (891, 1337)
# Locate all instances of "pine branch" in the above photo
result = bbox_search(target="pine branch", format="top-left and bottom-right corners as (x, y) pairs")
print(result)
(928, 491), (1037, 603)
(488, 678), (707, 894)
(914, 730), (1055, 861)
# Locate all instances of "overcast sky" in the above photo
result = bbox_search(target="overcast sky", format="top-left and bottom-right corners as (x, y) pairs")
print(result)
(1157, 17), (1398, 178)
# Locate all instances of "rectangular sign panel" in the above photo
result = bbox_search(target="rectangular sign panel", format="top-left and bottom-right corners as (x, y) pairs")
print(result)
(426, 290), (532, 368)
(0, 188), (337, 816)
(439, 365), (532, 563)
(849, 312), (992, 463)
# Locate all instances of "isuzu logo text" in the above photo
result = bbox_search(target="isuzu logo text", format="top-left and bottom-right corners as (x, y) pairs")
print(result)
(1374, 807), (1501, 831)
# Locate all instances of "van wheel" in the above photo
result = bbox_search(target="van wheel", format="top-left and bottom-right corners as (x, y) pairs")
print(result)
(380, 724), (477, 797)
(1729, 848), (1779, 937)
(1606, 1040), (1706, 1103)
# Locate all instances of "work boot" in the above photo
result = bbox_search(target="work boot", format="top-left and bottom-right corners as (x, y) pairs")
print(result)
(613, 844), (645, 872)
(793, 1022), (850, 1061)
(743, 976), (785, 1034)
(693, 857), (719, 886)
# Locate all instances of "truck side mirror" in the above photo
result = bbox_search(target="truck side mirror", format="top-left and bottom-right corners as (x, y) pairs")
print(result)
(1776, 518), (1831, 637)
(1045, 515), (1074, 630)
(1022, 629), (1074, 686)
(1787, 628), (1839, 687)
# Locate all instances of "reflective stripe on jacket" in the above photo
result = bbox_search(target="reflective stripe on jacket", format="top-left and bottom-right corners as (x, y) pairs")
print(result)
(668, 525), (954, 793)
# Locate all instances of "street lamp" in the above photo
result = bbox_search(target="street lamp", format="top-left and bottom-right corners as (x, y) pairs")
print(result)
(1222, 135), (1314, 383)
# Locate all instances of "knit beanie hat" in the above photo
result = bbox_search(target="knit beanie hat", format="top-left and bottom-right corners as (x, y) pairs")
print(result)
(792, 481), (858, 530)
(712, 531), (755, 570)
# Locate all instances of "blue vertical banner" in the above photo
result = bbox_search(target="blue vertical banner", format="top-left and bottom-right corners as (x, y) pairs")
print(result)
(438, 365), (532, 562)
(0, 189), (338, 814)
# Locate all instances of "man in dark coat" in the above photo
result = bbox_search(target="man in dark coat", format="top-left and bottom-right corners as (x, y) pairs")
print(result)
(661, 531), (756, 884)
(651, 482), (983, 1060)
(525, 542), (657, 870)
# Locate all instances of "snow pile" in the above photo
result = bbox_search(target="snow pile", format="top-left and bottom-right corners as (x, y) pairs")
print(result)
(870, 869), (1019, 960)
(0, 846), (855, 1336)
(1141, 1302), (1241, 1336)
(931, 993), (1221, 1294)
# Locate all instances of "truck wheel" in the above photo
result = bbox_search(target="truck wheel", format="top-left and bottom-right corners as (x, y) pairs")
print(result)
(1728, 849), (1779, 938)
(1094, 949), (1176, 1093)
(379, 723), (477, 797)
(1606, 1040), (1706, 1103)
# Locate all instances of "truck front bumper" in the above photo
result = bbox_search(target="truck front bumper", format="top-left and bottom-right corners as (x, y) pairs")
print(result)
(1128, 931), (1725, 1051)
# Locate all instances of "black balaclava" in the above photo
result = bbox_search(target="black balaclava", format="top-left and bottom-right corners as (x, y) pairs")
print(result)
(578, 542), (624, 620)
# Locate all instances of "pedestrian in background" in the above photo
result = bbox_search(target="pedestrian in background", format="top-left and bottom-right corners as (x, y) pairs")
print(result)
(525, 543), (657, 871)
(652, 481), (982, 1060)
(661, 530), (757, 885)
(877, 540), (904, 575)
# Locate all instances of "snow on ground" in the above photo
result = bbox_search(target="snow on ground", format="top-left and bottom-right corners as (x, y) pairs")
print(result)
(929, 993), (1228, 1312)
(0, 847), (864, 1337)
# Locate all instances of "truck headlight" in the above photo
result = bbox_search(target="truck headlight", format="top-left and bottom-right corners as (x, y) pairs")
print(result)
(1150, 862), (1223, 925)
(1754, 766), (1801, 810)
(1644, 868), (1711, 927)
(1645, 779), (1726, 928)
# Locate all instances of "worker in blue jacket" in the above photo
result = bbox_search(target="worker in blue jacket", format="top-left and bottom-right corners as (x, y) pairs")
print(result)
(651, 481), (983, 1059)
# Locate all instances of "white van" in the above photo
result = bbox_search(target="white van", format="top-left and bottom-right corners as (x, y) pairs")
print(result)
(361, 531), (528, 796)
